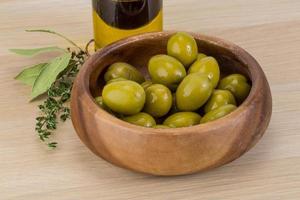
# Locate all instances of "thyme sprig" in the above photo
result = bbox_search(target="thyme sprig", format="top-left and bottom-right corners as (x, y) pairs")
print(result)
(12, 30), (93, 148)
(35, 49), (87, 148)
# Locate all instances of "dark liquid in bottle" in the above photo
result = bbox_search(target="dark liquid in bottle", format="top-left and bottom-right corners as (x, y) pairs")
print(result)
(93, 0), (162, 29)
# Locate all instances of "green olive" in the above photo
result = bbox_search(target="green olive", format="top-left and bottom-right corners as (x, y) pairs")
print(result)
(167, 32), (198, 67)
(123, 112), (156, 127)
(95, 96), (104, 107)
(143, 84), (172, 117)
(107, 77), (128, 84)
(163, 112), (202, 128)
(104, 62), (145, 84)
(176, 73), (213, 111)
(153, 125), (169, 129)
(141, 80), (153, 90)
(197, 53), (207, 60)
(94, 96), (112, 112)
(102, 80), (145, 115)
(218, 74), (251, 103)
(204, 90), (236, 113)
(188, 57), (220, 88)
(201, 104), (237, 123)
(148, 54), (186, 90)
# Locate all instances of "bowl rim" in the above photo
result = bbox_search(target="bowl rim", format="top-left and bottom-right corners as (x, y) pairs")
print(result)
(74, 31), (267, 135)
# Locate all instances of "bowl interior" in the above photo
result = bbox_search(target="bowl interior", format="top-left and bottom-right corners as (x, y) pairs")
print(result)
(88, 33), (251, 102)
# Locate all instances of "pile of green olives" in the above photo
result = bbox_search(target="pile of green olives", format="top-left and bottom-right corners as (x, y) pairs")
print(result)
(95, 32), (251, 128)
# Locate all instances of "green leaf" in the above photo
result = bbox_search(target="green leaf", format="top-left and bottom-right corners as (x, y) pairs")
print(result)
(31, 53), (72, 100)
(15, 63), (47, 86)
(9, 46), (66, 57)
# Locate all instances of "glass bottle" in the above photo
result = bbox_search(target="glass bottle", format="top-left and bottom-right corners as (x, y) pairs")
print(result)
(92, 0), (163, 49)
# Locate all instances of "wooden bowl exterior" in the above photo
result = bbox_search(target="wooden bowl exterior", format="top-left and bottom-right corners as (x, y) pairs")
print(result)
(71, 32), (272, 176)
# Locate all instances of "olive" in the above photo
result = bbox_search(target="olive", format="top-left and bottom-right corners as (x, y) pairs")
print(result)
(123, 112), (156, 127)
(143, 84), (172, 117)
(201, 104), (237, 123)
(197, 53), (207, 60)
(176, 73), (213, 111)
(104, 62), (145, 84)
(94, 96), (112, 112)
(106, 77), (128, 84)
(102, 80), (145, 115)
(204, 90), (236, 113)
(167, 32), (198, 67)
(153, 125), (169, 129)
(148, 54), (186, 90)
(141, 80), (153, 90)
(95, 96), (104, 107)
(163, 112), (202, 128)
(218, 74), (251, 103)
(188, 57), (220, 88)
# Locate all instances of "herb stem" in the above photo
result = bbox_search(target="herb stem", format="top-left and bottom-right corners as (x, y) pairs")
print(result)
(85, 39), (95, 56)
(26, 29), (84, 52)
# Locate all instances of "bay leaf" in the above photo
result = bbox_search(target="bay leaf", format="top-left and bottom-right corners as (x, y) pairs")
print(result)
(31, 53), (72, 100)
(9, 46), (65, 57)
(15, 63), (47, 86)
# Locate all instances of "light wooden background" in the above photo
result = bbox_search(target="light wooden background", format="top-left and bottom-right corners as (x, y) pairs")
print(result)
(0, 0), (300, 199)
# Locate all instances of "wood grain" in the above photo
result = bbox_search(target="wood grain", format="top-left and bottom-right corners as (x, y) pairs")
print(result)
(0, 0), (300, 199)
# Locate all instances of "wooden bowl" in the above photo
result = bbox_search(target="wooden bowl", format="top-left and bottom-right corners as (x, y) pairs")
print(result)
(71, 32), (272, 176)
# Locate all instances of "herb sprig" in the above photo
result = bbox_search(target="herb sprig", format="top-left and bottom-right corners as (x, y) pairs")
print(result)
(12, 30), (92, 148)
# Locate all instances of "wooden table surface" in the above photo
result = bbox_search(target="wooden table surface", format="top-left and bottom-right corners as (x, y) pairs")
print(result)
(1, 0), (300, 199)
